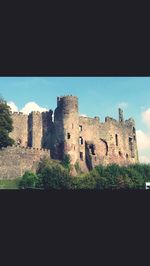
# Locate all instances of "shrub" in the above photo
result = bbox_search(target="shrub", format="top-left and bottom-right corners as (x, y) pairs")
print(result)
(61, 154), (71, 171)
(73, 173), (96, 189)
(18, 171), (38, 189)
(37, 158), (74, 189)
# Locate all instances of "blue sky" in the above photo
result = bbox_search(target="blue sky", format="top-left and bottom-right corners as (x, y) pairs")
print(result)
(0, 77), (150, 162)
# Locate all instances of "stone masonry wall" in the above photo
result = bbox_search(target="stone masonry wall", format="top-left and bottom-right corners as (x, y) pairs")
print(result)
(78, 112), (139, 172)
(0, 147), (50, 179)
(28, 112), (43, 148)
(10, 112), (28, 147)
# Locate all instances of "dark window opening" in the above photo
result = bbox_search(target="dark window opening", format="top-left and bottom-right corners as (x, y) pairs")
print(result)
(134, 136), (136, 141)
(80, 152), (83, 160)
(67, 133), (71, 139)
(74, 146), (75, 151)
(115, 134), (118, 146)
(89, 144), (95, 155)
(79, 136), (84, 145)
(79, 125), (83, 132)
(129, 137), (135, 158)
(119, 151), (122, 156)
(133, 127), (135, 134)
(126, 154), (129, 159)
(129, 137), (132, 149)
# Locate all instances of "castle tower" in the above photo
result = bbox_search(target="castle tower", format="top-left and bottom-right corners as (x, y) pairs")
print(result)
(42, 110), (53, 149)
(28, 111), (43, 148)
(125, 118), (139, 163)
(54, 95), (79, 164)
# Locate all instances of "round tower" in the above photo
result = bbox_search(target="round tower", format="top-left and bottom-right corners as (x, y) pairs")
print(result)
(54, 95), (79, 164)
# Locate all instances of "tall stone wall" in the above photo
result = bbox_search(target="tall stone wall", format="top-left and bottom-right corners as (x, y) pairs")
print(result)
(78, 109), (139, 171)
(28, 112), (43, 148)
(10, 112), (28, 147)
(42, 110), (54, 149)
(79, 116), (101, 171)
(0, 147), (50, 179)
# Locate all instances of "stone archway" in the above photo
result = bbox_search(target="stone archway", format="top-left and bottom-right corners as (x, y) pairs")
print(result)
(100, 138), (108, 156)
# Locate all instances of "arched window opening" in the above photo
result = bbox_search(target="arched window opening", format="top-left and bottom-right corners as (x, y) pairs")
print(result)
(118, 151), (122, 156)
(100, 139), (108, 156)
(79, 136), (84, 145)
(133, 127), (135, 134)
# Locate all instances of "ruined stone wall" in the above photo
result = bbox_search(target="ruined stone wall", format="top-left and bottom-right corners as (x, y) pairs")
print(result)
(78, 111), (139, 171)
(10, 112), (28, 147)
(101, 116), (138, 166)
(79, 116), (101, 171)
(0, 146), (50, 179)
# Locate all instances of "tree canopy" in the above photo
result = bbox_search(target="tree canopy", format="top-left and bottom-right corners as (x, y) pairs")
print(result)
(0, 96), (14, 149)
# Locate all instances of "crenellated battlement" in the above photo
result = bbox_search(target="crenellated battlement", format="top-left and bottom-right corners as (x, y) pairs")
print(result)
(12, 112), (28, 117)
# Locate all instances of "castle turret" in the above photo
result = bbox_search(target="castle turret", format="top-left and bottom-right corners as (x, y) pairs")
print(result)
(125, 118), (139, 162)
(53, 95), (79, 164)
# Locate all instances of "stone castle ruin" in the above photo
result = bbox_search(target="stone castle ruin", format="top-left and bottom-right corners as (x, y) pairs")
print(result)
(0, 95), (139, 179)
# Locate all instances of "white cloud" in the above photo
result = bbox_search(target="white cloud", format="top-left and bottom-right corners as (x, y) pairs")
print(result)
(7, 101), (48, 115)
(136, 130), (150, 150)
(142, 108), (150, 128)
(20, 102), (48, 115)
(7, 101), (19, 112)
(139, 155), (150, 164)
(118, 102), (128, 109)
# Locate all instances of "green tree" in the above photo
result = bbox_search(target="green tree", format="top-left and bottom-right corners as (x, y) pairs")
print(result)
(72, 173), (96, 189)
(18, 171), (39, 189)
(36, 158), (74, 189)
(0, 97), (14, 149)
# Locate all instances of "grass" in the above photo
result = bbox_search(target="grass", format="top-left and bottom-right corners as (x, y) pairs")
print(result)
(0, 178), (21, 189)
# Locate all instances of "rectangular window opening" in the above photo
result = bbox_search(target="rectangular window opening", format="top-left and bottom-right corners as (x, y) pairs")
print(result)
(115, 134), (118, 146)
(79, 125), (83, 132)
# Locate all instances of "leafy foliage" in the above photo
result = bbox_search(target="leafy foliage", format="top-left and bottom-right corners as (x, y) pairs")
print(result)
(0, 97), (14, 149)
(61, 154), (71, 171)
(18, 171), (38, 189)
(36, 158), (74, 189)
(72, 173), (96, 189)
(18, 159), (150, 190)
